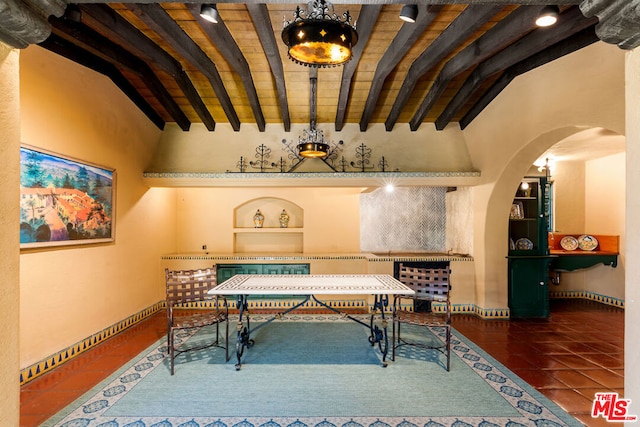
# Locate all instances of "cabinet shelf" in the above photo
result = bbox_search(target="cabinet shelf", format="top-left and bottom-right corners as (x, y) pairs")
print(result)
(508, 177), (550, 318)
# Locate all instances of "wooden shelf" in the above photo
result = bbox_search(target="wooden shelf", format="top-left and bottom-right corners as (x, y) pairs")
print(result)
(548, 233), (619, 271)
(234, 228), (303, 233)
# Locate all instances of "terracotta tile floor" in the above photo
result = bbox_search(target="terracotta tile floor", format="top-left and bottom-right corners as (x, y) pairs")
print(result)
(452, 299), (625, 427)
(20, 299), (624, 426)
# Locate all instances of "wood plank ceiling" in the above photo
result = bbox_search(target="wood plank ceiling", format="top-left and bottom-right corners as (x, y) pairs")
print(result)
(19, 1), (631, 133)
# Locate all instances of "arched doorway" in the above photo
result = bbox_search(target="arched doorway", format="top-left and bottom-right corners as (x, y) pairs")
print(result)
(480, 126), (625, 316)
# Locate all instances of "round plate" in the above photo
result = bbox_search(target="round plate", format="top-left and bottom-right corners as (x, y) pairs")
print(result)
(560, 236), (578, 251)
(515, 238), (534, 250)
(578, 234), (598, 251)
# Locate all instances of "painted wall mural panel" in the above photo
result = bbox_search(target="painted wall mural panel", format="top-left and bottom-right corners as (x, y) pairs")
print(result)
(19, 146), (115, 248)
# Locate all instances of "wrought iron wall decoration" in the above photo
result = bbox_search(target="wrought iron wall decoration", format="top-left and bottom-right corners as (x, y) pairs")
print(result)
(350, 142), (372, 172)
(230, 141), (398, 174)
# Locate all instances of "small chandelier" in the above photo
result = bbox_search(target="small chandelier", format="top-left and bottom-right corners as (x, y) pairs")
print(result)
(282, 0), (358, 67)
(297, 127), (329, 158)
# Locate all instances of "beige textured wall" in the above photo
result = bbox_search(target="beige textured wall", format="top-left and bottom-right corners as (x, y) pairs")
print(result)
(462, 41), (626, 310)
(553, 161), (586, 233)
(549, 155), (625, 298)
(584, 153), (626, 299)
(625, 47), (640, 417)
(174, 187), (362, 254)
(18, 46), (170, 368)
(0, 44), (20, 425)
(148, 121), (474, 174)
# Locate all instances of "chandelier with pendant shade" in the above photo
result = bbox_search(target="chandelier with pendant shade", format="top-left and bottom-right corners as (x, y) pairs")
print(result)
(282, 0), (358, 68)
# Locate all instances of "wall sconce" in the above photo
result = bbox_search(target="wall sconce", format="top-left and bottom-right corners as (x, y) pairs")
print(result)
(535, 5), (559, 27)
(535, 157), (555, 178)
(200, 4), (219, 24)
(399, 5), (418, 23)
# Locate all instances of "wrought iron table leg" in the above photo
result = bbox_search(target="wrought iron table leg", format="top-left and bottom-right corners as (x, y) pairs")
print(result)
(234, 295), (253, 370)
(233, 294), (310, 370)
(369, 294), (389, 367)
(311, 294), (390, 367)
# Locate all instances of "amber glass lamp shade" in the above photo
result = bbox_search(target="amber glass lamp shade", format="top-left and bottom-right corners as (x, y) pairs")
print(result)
(282, 20), (357, 67)
(298, 141), (329, 158)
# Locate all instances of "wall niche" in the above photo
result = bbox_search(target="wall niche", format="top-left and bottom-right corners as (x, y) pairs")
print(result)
(233, 197), (303, 253)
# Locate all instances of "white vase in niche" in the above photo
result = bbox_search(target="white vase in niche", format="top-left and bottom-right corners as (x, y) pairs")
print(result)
(279, 209), (290, 228)
(253, 209), (264, 228)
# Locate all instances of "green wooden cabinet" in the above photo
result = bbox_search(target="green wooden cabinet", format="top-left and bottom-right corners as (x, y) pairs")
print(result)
(507, 256), (554, 318)
(216, 263), (310, 300)
(508, 177), (553, 318)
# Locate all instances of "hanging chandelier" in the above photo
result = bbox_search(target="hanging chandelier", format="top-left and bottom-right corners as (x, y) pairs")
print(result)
(282, 0), (358, 67)
(297, 127), (330, 158)
(298, 71), (329, 158)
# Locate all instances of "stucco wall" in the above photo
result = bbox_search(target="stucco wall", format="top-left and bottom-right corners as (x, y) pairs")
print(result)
(0, 44), (21, 426)
(18, 46), (169, 368)
(549, 154), (625, 298)
(148, 121), (475, 174)
(173, 187), (362, 254)
(462, 41), (626, 310)
(625, 46), (640, 418)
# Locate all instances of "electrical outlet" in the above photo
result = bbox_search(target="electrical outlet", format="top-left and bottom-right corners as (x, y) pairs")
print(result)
(202, 244), (207, 250)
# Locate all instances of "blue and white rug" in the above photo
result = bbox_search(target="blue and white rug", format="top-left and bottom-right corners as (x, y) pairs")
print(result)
(44, 314), (581, 427)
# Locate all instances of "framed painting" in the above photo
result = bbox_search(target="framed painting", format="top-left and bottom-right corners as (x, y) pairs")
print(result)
(20, 145), (116, 248)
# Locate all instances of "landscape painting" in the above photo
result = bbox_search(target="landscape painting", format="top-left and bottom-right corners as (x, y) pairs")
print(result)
(20, 146), (115, 248)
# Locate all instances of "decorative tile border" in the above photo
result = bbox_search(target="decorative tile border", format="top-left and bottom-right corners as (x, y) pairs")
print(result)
(397, 303), (509, 319)
(144, 171), (481, 180)
(47, 316), (580, 427)
(19, 303), (163, 386)
(550, 290), (624, 308)
(162, 254), (369, 261)
(23, 292), (619, 385)
(161, 254), (474, 262)
(367, 255), (474, 262)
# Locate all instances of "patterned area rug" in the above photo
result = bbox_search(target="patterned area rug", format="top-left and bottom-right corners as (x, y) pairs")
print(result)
(44, 314), (581, 427)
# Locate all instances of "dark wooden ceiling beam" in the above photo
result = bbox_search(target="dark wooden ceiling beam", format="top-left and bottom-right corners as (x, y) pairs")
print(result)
(39, 33), (165, 129)
(460, 26), (599, 130)
(124, 3), (241, 131)
(405, 6), (541, 131)
(335, 4), (381, 132)
(247, 3), (290, 132)
(358, 4), (442, 132)
(79, 4), (216, 131)
(384, 4), (502, 132)
(435, 6), (598, 130)
(64, 1), (584, 5)
(48, 15), (192, 130)
(188, 4), (265, 131)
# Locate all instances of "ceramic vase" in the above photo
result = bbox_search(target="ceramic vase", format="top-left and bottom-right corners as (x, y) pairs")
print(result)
(279, 209), (290, 228)
(253, 209), (264, 228)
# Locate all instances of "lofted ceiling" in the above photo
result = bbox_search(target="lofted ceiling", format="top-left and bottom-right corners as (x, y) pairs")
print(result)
(3, 0), (639, 134)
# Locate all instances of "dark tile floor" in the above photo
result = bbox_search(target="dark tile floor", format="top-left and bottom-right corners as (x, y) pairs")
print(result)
(20, 299), (624, 427)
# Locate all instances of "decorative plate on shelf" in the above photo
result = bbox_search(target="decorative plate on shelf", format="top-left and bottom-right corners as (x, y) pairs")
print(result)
(515, 238), (534, 250)
(559, 235), (579, 251)
(578, 234), (598, 251)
